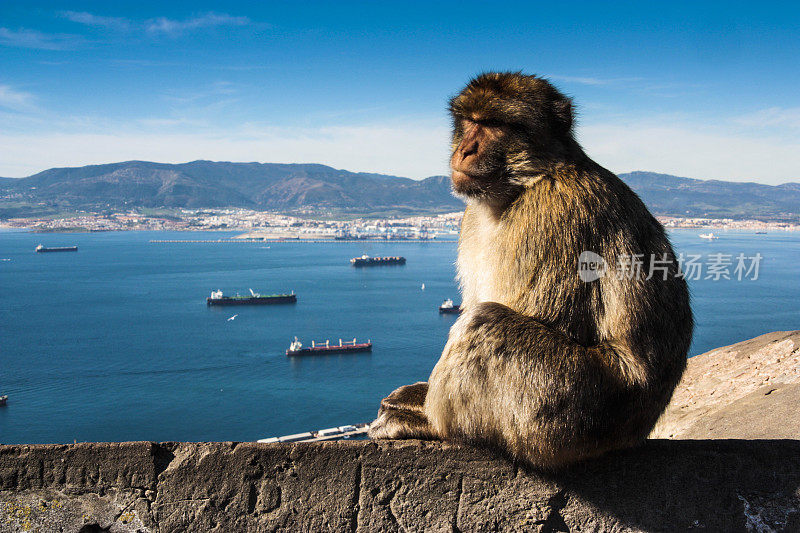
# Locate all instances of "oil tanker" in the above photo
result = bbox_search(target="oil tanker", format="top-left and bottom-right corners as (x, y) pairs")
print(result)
(36, 244), (78, 252)
(350, 254), (406, 267)
(286, 337), (372, 356)
(207, 289), (296, 306)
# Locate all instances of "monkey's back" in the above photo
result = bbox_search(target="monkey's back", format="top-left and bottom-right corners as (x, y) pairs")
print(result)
(459, 161), (691, 349)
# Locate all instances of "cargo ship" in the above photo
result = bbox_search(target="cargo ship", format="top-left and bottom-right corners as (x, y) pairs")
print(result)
(286, 337), (372, 356)
(439, 299), (462, 314)
(207, 289), (297, 306)
(350, 254), (406, 267)
(35, 244), (78, 252)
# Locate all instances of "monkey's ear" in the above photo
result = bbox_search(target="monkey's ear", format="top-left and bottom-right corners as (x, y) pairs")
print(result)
(550, 97), (574, 137)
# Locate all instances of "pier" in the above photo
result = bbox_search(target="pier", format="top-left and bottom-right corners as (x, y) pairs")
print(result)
(149, 238), (452, 243)
(257, 423), (369, 443)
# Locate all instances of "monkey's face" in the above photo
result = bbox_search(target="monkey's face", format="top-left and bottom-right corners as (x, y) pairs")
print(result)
(448, 72), (576, 201)
(450, 117), (511, 197)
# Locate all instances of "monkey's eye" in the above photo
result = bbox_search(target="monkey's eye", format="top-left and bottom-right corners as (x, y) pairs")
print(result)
(476, 118), (503, 128)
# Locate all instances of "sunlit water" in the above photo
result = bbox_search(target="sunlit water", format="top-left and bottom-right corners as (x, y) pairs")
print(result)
(1, 228), (797, 444)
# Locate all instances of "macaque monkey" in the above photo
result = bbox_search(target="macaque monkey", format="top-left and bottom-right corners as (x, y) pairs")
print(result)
(368, 72), (693, 468)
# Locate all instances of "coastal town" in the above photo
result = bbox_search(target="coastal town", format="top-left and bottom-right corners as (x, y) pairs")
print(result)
(1, 208), (799, 236)
(0, 209), (463, 239)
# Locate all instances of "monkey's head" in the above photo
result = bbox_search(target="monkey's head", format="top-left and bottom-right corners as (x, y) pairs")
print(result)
(449, 72), (576, 201)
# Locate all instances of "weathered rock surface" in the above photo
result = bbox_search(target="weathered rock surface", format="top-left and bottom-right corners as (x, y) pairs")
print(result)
(652, 330), (800, 439)
(1, 439), (800, 532)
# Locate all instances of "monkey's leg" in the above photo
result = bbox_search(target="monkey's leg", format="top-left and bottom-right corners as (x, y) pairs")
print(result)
(425, 301), (665, 467)
(368, 382), (437, 440)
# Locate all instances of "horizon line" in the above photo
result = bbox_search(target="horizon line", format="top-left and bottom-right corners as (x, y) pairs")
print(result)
(3, 160), (798, 186)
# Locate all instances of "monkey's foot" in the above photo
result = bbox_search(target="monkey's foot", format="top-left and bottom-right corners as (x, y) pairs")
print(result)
(368, 382), (437, 440)
(368, 408), (436, 440)
(379, 381), (428, 413)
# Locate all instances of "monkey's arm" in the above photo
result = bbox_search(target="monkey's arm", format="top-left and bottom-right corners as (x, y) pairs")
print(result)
(424, 300), (681, 466)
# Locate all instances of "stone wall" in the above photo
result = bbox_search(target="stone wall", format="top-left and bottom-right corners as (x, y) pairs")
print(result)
(653, 330), (800, 439)
(1, 439), (799, 532)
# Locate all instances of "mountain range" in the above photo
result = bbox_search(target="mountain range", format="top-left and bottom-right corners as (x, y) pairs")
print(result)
(1, 161), (798, 220)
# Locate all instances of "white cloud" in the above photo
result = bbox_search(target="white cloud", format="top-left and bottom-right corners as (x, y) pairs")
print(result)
(146, 13), (251, 35)
(1, 105), (798, 184)
(60, 11), (131, 30)
(162, 81), (238, 104)
(734, 107), (800, 130)
(547, 75), (638, 86)
(57, 11), (252, 36)
(0, 27), (82, 50)
(0, 85), (38, 113)
(546, 75), (704, 100)
(0, 121), (452, 179)
(577, 117), (800, 183)
(136, 117), (204, 128)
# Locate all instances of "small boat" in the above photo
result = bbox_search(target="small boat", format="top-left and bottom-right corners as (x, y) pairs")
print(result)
(350, 254), (406, 267)
(755, 231), (767, 234)
(698, 233), (719, 240)
(207, 289), (296, 306)
(0, 395), (7, 407)
(36, 244), (78, 252)
(439, 299), (461, 314)
(286, 337), (372, 356)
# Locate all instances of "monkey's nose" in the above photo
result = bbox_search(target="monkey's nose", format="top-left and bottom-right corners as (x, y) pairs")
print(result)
(461, 141), (479, 158)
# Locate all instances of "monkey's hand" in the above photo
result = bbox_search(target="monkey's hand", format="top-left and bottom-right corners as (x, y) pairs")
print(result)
(367, 382), (437, 440)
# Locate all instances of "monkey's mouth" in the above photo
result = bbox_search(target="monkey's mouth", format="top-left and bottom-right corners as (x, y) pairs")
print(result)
(452, 165), (492, 177)
(451, 170), (473, 184)
(451, 170), (487, 192)
(451, 168), (499, 185)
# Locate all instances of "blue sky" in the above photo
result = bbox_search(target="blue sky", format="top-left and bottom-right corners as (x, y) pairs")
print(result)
(1, 1), (798, 183)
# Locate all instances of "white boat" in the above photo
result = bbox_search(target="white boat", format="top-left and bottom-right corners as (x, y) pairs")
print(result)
(699, 233), (719, 240)
(439, 299), (462, 314)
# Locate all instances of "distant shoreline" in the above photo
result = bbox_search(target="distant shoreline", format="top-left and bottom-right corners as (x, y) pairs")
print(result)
(3, 221), (799, 233)
(3, 206), (800, 236)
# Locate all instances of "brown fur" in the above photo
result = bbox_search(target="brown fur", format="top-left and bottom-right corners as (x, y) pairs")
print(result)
(368, 72), (693, 469)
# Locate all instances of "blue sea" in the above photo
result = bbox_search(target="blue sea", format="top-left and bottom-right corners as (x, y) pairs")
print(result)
(1, 229), (798, 444)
